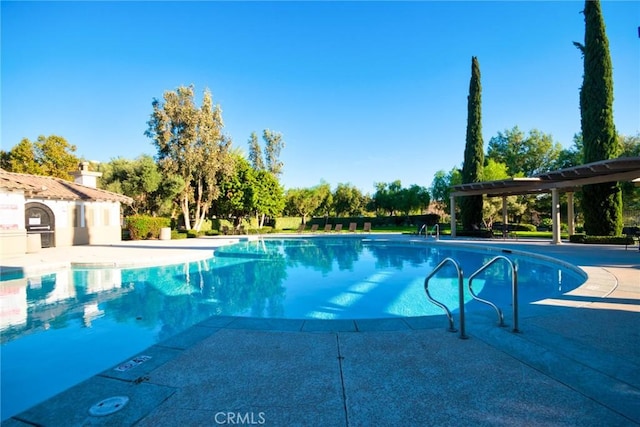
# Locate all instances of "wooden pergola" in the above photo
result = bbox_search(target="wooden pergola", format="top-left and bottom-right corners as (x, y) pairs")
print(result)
(449, 157), (640, 244)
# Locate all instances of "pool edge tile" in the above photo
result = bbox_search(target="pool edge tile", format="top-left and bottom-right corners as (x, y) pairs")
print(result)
(354, 318), (411, 332)
(224, 317), (305, 332)
(302, 319), (357, 332)
(403, 315), (451, 331)
(196, 315), (236, 329)
(157, 325), (220, 350)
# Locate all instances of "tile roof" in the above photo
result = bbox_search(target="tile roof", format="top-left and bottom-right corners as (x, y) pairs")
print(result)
(0, 169), (133, 204)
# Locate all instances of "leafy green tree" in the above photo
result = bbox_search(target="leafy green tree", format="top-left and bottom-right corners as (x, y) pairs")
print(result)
(373, 180), (429, 216)
(397, 184), (430, 216)
(145, 86), (231, 231)
(0, 150), (10, 170)
(373, 181), (397, 216)
(98, 155), (174, 216)
(618, 133), (640, 158)
(618, 133), (640, 212)
(192, 90), (233, 230)
(333, 183), (364, 216)
(574, 0), (622, 235)
(313, 182), (334, 217)
(460, 56), (484, 230)
(213, 154), (256, 226)
(247, 132), (265, 171)
(2, 138), (42, 175)
(263, 129), (285, 176)
(481, 159), (526, 228)
(1, 135), (80, 180)
(430, 167), (462, 215)
(242, 130), (286, 226)
(285, 187), (324, 224)
(487, 127), (562, 176)
(152, 174), (185, 218)
(554, 134), (584, 170)
(35, 135), (81, 179)
(252, 170), (285, 227)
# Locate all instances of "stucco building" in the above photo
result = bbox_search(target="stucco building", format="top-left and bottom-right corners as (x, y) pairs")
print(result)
(0, 163), (132, 257)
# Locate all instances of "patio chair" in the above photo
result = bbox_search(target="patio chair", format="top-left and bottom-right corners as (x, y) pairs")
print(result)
(296, 224), (305, 233)
(324, 224), (332, 232)
(310, 224), (319, 233)
(348, 222), (357, 232)
(363, 222), (372, 233)
(334, 224), (343, 232)
(622, 226), (640, 251)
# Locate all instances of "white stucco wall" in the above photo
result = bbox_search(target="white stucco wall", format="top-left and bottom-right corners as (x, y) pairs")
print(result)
(0, 191), (25, 230)
(0, 190), (27, 256)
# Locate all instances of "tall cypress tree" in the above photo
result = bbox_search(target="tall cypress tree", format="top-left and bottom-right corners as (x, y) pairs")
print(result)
(575, 0), (622, 236)
(460, 56), (484, 230)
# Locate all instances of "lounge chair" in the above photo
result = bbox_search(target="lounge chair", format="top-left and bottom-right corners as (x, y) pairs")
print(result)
(310, 224), (319, 233)
(348, 222), (357, 232)
(334, 224), (343, 232)
(296, 224), (305, 233)
(363, 222), (372, 233)
(324, 224), (332, 232)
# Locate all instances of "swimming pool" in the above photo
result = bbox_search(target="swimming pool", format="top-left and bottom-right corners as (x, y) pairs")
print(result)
(0, 237), (585, 419)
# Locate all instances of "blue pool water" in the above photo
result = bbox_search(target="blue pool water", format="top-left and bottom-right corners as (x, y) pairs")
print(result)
(0, 237), (585, 419)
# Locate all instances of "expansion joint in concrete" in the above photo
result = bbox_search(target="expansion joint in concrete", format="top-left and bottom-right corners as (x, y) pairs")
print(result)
(336, 334), (350, 427)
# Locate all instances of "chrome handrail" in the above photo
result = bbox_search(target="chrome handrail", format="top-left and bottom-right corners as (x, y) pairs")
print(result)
(429, 224), (440, 240)
(424, 257), (467, 339)
(468, 255), (519, 333)
(418, 224), (427, 237)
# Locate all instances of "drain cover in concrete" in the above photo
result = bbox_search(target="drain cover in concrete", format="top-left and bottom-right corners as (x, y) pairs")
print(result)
(89, 396), (129, 416)
(114, 355), (151, 372)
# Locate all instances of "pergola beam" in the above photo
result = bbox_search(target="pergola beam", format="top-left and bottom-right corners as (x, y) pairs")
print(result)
(448, 157), (640, 244)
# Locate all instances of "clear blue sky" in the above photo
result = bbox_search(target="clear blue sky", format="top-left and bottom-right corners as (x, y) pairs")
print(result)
(2, 1), (639, 195)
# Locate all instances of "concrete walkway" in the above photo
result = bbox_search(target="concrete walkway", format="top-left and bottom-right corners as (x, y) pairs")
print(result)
(1, 236), (639, 426)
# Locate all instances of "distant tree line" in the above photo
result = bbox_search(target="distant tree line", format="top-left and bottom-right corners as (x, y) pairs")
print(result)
(2, 126), (636, 233)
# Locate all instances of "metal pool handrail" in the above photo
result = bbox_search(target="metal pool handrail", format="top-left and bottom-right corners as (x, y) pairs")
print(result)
(424, 257), (467, 339)
(428, 224), (440, 240)
(468, 255), (519, 333)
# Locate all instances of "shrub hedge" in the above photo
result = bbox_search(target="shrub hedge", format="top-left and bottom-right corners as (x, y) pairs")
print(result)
(126, 215), (170, 240)
(271, 217), (303, 230)
(171, 230), (188, 240)
(212, 218), (252, 233)
(493, 223), (536, 232)
(569, 234), (635, 245)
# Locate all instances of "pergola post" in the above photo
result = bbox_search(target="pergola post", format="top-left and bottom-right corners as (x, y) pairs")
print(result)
(567, 192), (575, 235)
(450, 194), (456, 238)
(551, 188), (561, 244)
(502, 195), (508, 239)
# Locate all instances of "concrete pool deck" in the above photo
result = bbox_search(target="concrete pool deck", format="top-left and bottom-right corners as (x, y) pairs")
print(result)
(1, 235), (639, 426)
